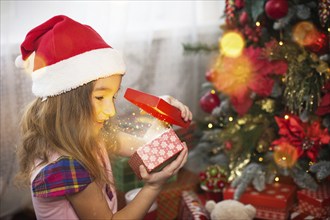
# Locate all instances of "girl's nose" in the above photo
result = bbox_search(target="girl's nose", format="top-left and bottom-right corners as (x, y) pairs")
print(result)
(103, 101), (116, 118)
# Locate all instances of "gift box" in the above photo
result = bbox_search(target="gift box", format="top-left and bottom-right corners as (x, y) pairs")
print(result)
(297, 182), (330, 218)
(112, 156), (145, 192)
(290, 204), (318, 220)
(128, 128), (184, 179)
(157, 169), (200, 220)
(177, 191), (210, 220)
(223, 183), (297, 220)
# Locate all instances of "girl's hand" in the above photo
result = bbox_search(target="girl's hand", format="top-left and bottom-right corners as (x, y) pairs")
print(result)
(139, 142), (188, 190)
(160, 96), (193, 122)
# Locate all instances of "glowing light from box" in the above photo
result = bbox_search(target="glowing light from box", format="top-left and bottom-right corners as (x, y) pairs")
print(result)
(208, 123), (213, 129)
(275, 177), (279, 182)
(219, 31), (245, 58)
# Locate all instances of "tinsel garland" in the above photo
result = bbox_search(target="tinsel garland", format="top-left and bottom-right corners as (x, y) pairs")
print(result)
(270, 43), (329, 114)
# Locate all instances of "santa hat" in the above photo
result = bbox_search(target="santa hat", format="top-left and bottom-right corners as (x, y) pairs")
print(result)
(15, 15), (126, 98)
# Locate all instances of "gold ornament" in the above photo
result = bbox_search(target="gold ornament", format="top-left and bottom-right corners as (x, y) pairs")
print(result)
(260, 99), (275, 113)
(228, 154), (251, 182)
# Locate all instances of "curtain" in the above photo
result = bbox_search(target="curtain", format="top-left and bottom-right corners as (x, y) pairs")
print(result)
(0, 1), (224, 217)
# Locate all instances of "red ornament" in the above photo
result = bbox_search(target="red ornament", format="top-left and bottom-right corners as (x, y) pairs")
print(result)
(205, 69), (216, 82)
(265, 0), (289, 20)
(305, 32), (329, 55)
(239, 11), (249, 25)
(224, 141), (233, 150)
(235, 0), (245, 9)
(200, 91), (221, 113)
(216, 180), (225, 189)
(206, 180), (215, 190)
(199, 172), (207, 181)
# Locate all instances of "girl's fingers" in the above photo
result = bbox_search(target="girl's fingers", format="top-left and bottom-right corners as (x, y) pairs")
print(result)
(163, 146), (187, 174)
(161, 96), (192, 122)
(173, 143), (188, 174)
(139, 165), (149, 180)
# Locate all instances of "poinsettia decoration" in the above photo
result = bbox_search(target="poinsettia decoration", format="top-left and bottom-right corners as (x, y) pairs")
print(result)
(212, 46), (288, 115)
(272, 115), (330, 162)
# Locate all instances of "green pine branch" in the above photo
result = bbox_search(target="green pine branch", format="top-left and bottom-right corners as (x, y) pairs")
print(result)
(182, 42), (218, 55)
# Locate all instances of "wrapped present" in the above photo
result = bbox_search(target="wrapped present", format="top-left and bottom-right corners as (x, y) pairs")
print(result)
(112, 156), (144, 192)
(128, 128), (184, 179)
(178, 191), (210, 220)
(157, 169), (200, 220)
(223, 183), (297, 220)
(297, 182), (330, 218)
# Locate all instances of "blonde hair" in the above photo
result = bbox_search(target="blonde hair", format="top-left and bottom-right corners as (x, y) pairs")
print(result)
(16, 81), (117, 187)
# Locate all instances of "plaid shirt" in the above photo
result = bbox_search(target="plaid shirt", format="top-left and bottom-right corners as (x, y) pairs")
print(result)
(32, 156), (112, 200)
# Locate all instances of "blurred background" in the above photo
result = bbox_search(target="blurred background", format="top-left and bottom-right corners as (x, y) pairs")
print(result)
(2, 0), (330, 219)
(1, 1), (224, 219)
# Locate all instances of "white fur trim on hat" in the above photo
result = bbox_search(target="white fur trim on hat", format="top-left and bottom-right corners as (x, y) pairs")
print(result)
(31, 48), (126, 98)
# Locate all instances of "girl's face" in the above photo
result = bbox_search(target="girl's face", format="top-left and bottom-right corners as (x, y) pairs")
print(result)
(92, 74), (122, 132)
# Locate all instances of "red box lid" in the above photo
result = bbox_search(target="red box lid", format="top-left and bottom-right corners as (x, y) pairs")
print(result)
(124, 88), (191, 128)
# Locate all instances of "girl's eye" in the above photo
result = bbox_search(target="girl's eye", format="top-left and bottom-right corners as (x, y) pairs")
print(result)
(95, 96), (104, 100)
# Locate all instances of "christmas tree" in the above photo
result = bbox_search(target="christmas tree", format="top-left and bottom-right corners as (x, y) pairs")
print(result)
(184, 0), (330, 200)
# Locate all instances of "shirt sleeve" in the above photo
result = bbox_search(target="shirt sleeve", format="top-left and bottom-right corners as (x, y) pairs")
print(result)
(32, 156), (93, 198)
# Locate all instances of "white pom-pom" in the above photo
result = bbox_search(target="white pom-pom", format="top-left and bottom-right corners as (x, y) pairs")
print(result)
(15, 55), (25, 68)
(205, 200), (216, 213)
(15, 54), (34, 73)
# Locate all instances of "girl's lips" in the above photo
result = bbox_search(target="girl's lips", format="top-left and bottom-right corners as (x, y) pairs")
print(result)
(95, 121), (104, 128)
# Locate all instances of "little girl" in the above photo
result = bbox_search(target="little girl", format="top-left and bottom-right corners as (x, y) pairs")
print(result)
(15, 15), (192, 219)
